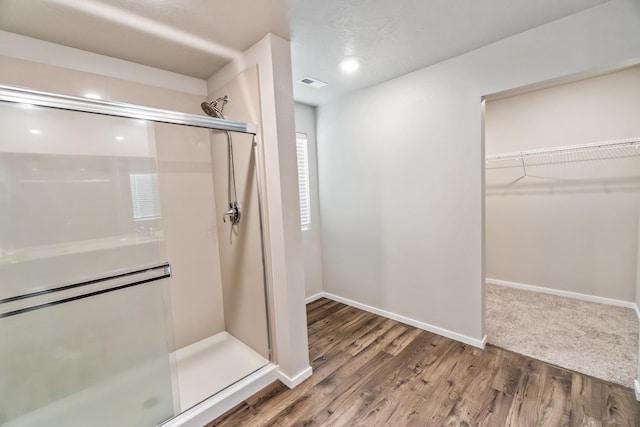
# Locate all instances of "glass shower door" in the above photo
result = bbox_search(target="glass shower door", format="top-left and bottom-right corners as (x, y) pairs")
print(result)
(0, 101), (178, 426)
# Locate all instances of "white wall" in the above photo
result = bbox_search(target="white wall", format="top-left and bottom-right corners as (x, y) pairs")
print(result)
(294, 103), (325, 297)
(316, 0), (640, 346)
(485, 66), (640, 302)
(207, 34), (311, 386)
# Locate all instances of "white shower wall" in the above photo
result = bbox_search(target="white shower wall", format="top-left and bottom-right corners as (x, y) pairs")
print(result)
(155, 123), (226, 349)
(207, 66), (270, 359)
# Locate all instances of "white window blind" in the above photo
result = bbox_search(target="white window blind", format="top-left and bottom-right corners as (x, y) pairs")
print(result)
(129, 173), (161, 221)
(296, 132), (311, 231)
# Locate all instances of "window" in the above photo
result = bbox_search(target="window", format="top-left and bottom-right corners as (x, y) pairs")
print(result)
(129, 173), (161, 221)
(296, 132), (311, 230)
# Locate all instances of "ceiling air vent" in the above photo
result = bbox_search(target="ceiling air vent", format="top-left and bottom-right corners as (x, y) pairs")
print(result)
(297, 76), (328, 89)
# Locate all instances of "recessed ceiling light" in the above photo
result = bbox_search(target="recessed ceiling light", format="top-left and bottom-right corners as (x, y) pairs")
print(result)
(339, 58), (360, 73)
(115, 136), (125, 141)
(29, 129), (42, 135)
(84, 93), (102, 100)
(297, 76), (328, 89)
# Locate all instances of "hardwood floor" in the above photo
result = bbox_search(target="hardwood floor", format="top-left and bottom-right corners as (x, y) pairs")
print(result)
(209, 298), (640, 426)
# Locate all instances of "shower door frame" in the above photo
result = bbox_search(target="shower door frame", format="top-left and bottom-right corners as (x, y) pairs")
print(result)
(0, 84), (275, 423)
(0, 85), (257, 134)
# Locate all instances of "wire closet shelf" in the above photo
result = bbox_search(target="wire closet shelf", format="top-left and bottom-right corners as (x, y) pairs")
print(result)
(485, 137), (640, 169)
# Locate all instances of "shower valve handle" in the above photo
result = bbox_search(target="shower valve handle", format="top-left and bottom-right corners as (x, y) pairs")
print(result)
(222, 202), (241, 225)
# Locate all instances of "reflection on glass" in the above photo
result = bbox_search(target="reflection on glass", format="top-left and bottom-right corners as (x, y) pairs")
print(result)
(130, 173), (161, 222)
(0, 283), (175, 427)
(0, 101), (176, 426)
(0, 101), (165, 298)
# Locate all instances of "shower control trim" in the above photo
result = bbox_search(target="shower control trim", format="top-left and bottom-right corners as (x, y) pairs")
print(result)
(223, 202), (241, 225)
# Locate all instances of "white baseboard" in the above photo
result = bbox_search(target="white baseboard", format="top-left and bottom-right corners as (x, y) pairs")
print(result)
(635, 380), (640, 402)
(278, 366), (313, 389)
(313, 291), (485, 349)
(305, 292), (325, 304)
(486, 278), (638, 310)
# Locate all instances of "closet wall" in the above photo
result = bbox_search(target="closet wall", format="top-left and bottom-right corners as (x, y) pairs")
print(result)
(485, 65), (640, 302)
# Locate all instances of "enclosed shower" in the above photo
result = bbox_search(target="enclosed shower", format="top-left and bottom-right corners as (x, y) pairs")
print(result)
(0, 85), (274, 426)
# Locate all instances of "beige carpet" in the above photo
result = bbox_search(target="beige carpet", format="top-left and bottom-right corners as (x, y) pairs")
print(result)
(486, 283), (639, 388)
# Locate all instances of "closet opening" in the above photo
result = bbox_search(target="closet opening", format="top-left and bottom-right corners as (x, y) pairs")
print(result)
(481, 64), (640, 392)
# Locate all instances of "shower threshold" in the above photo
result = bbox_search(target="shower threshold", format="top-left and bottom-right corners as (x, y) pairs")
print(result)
(173, 331), (269, 411)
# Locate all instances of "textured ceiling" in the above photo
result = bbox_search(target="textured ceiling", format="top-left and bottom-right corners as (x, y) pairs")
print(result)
(289, 0), (610, 105)
(0, 0), (610, 105)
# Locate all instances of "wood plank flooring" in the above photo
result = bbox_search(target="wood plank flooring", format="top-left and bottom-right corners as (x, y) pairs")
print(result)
(209, 298), (640, 426)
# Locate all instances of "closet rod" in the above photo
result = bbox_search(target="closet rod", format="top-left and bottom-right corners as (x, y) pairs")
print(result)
(485, 136), (640, 162)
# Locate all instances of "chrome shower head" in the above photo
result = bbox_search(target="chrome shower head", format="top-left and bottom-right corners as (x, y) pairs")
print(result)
(200, 101), (220, 118)
(201, 95), (228, 119)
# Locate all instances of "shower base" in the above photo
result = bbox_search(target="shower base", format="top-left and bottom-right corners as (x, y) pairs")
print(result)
(174, 331), (269, 411)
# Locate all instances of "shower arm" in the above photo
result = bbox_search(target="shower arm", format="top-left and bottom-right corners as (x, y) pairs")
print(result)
(201, 96), (228, 119)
